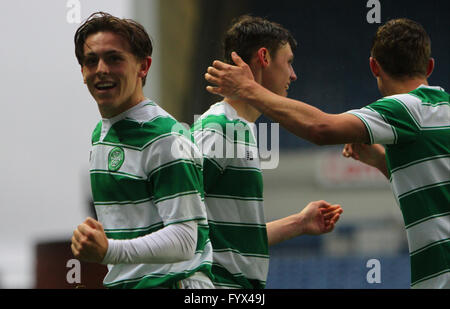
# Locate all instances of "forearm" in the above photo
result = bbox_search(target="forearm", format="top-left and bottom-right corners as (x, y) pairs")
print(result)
(244, 82), (324, 140)
(102, 221), (198, 265)
(267, 213), (304, 246)
(243, 82), (369, 145)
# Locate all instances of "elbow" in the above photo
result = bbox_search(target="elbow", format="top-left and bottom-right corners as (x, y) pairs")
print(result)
(180, 239), (197, 261)
(175, 224), (198, 262)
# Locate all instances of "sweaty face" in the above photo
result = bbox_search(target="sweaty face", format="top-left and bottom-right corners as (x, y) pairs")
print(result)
(262, 43), (297, 97)
(81, 31), (148, 118)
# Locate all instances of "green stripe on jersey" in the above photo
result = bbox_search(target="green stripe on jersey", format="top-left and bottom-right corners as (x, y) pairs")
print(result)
(400, 183), (450, 228)
(412, 87), (449, 106)
(206, 167), (263, 200)
(410, 239), (450, 287)
(105, 222), (163, 239)
(211, 263), (265, 289)
(386, 130), (450, 172)
(148, 160), (204, 203)
(91, 173), (150, 204)
(105, 263), (213, 289)
(209, 222), (268, 255)
(92, 116), (191, 149)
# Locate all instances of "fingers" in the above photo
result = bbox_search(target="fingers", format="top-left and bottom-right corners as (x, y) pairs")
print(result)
(205, 72), (221, 86)
(71, 230), (83, 258)
(71, 242), (79, 257)
(207, 66), (222, 77)
(206, 85), (225, 96)
(323, 213), (341, 233)
(231, 52), (245, 67)
(343, 144), (359, 160)
(73, 219), (99, 246)
(313, 200), (332, 209)
(343, 144), (358, 160)
(322, 207), (343, 220)
(71, 218), (106, 262)
(342, 144), (352, 158)
(329, 212), (341, 225)
(84, 217), (103, 231)
(77, 222), (94, 238)
(212, 59), (232, 70)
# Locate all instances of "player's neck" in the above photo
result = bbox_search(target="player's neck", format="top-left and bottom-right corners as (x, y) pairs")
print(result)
(224, 97), (261, 123)
(98, 90), (146, 119)
(99, 93), (146, 119)
(381, 76), (429, 97)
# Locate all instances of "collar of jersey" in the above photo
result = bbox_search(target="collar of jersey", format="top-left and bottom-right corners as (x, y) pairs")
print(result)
(100, 99), (151, 141)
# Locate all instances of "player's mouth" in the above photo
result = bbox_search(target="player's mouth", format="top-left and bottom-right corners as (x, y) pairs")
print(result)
(95, 81), (117, 92)
(285, 84), (290, 91)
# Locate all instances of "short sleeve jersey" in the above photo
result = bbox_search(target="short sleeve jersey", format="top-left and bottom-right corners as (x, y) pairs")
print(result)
(191, 102), (269, 289)
(347, 85), (450, 288)
(90, 100), (213, 289)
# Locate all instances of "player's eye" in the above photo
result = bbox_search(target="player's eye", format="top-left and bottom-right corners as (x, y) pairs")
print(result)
(84, 57), (98, 66)
(108, 55), (123, 63)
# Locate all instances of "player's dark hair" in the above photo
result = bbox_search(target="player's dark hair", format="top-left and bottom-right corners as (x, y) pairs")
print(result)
(74, 12), (153, 86)
(371, 18), (431, 79)
(223, 15), (297, 65)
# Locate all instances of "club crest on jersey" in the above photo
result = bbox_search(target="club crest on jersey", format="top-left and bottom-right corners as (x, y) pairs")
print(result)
(108, 147), (125, 172)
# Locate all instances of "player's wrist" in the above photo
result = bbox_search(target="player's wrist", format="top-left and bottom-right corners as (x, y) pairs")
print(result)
(244, 80), (265, 106)
(101, 238), (115, 265)
(289, 212), (306, 237)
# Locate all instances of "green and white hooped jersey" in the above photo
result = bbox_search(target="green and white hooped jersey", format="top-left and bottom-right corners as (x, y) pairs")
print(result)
(347, 85), (450, 289)
(90, 100), (213, 289)
(191, 101), (269, 289)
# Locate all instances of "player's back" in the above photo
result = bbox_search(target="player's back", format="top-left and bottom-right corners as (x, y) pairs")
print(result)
(384, 86), (449, 289)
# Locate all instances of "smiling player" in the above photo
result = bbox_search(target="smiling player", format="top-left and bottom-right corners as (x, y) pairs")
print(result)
(71, 12), (214, 289)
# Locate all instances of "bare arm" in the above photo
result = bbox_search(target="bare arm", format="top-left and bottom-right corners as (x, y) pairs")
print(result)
(205, 52), (369, 145)
(267, 201), (343, 246)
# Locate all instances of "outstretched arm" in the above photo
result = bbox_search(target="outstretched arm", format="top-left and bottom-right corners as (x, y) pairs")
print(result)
(266, 200), (343, 246)
(342, 143), (389, 178)
(205, 52), (369, 146)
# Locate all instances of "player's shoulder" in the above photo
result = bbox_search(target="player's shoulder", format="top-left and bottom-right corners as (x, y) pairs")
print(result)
(409, 85), (449, 105)
(374, 85), (448, 106)
(192, 101), (252, 134)
(119, 101), (192, 148)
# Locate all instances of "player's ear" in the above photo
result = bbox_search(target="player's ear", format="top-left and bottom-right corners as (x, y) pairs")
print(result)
(426, 58), (435, 78)
(139, 56), (152, 79)
(256, 48), (270, 68)
(81, 67), (87, 84)
(369, 57), (380, 77)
